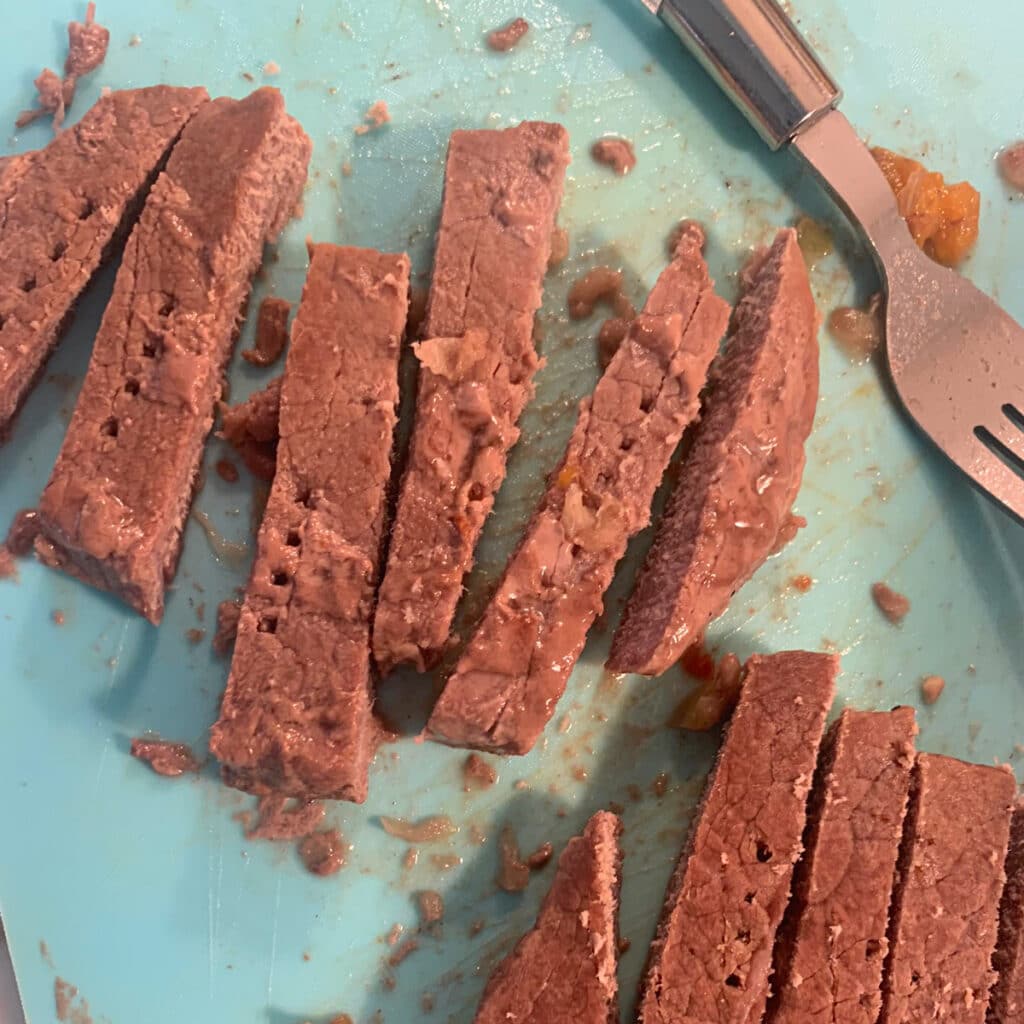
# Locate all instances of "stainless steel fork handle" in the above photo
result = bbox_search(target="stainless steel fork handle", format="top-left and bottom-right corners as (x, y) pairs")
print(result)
(654, 0), (841, 148)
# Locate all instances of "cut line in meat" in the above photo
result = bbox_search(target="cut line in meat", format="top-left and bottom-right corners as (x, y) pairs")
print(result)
(372, 121), (570, 676)
(0, 86), (209, 436)
(427, 226), (729, 755)
(766, 707), (917, 1024)
(608, 227), (820, 677)
(472, 811), (622, 1024)
(878, 753), (1015, 1024)
(34, 88), (311, 623)
(210, 243), (410, 803)
(636, 650), (837, 1024)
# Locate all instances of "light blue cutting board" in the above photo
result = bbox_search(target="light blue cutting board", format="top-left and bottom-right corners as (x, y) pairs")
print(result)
(1, 1), (1022, 1022)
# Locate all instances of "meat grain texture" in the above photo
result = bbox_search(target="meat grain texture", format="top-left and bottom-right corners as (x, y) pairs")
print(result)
(609, 228), (820, 676)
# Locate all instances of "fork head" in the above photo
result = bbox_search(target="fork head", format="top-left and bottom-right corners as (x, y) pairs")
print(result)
(885, 246), (1024, 524)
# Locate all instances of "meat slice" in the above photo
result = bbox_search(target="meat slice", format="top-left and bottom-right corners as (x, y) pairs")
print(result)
(427, 227), (729, 755)
(34, 89), (311, 623)
(210, 244), (410, 803)
(372, 121), (570, 675)
(879, 754), (1015, 1024)
(637, 650), (837, 1024)
(220, 376), (281, 480)
(991, 806), (1024, 1024)
(766, 707), (917, 1024)
(608, 228), (819, 676)
(473, 810), (622, 1024)
(0, 85), (209, 435)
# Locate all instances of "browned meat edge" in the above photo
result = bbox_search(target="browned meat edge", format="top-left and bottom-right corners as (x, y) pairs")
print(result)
(990, 806), (1024, 1023)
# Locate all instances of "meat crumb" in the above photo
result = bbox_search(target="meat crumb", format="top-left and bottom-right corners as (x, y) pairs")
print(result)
(242, 296), (291, 366)
(215, 458), (240, 483)
(212, 599), (242, 655)
(591, 137), (637, 175)
(496, 825), (550, 891)
(469, 919), (486, 936)
(341, 160), (353, 177)
(526, 842), (554, 869)
(921, 674), (946, 705)
(129, 33), (141, 46)
(462, 753), (498, 791)
(568, 266), (636, 320)
(650, 772), (671, 798)
(380, 815), (457, 843)
(791, 574), (813, 593)
(388, 937), (419, 967)
(51, 609), (66, 626)
(548, 226), (570, 268)
(872, 581), (910, 624)
(829, 293), (884, 361)
(130, 737), (202, 777)
(244, 796), (326, 840)
(998, 141), (1024, 191)
(417, 889), (445, 927)
(486, 17), (530, 51)
(430, 853), (462, 871)
(298, 828), (346, 876)
(185, 627), (205, 644)
(354, 100), (390, 135)
(263, 61), (281, 76)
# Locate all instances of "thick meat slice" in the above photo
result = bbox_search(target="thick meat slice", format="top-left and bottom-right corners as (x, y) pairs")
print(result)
(473, 811), (622, 1024)
(637, 651), (837, 1024)
(210, 244), (409, 803)
(34, 89), (311, 623)
(428, 227), (729, 755)
(766, 707), (917, 1024)
(220, 376), (281, 480)
(879, 754), (1015, 1024)
(372, 121), (570, 674)
(0, 86), (209, 434)
(608, 228), (819, 676)
(990, 807), (1024, 1024)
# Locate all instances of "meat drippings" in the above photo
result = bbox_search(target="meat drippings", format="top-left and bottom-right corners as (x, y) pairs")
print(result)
(872, 581), (910, 624)
(487, 17), (530, 51)
(130, 737), (202, 776)
(591, 137), (637, 175)
(380, 815), (457, 843)
(794, 216), (833, 268)
(298, 828), (346, 876)
(828, 293), (884, 361)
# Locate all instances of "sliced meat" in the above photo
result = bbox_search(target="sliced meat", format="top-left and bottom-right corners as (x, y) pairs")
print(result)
(766, 707), (917, 1024)
(879, 754), (1015, 1024)
(637, 650), (837, 1024)
(608, 228), (820, 676)
(210, 244), (410, 803)
(372, 121), (570, 675)
(427, 229), (729, 755)
(0, 86), (209, 435)
(34, 89), (311, 623)
(473, 810), (622, 1024)
(991, 806), (1024, 1024)
(219, 376), (281, 480)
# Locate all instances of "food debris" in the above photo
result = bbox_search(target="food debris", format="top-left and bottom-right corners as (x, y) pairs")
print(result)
(791, 574), (813, 593)
(212, 599), (242, 655)
(680, 634), (716, 680)
(650, 771), (671, 798)
(54, 977), (92, 1024)
(872, 581), (910, 624)
(568, 266), (636, 320)
(670, 652), (743, 731)
(418, 889), (445, 927)
(548, 226), (570, 268)
(828, 293), (884, 361)
(6, 509), (41, 555)
(591, 137), (637, 175)
(406, 286), (430, 341)
(921, 674), (946, 705)
(430, 853), (462, 871)
(380, 815), (457, 843)
(486, 17), (530, 52)
(298, 828), (346, 876)
(526, 842), (554, 869)
(462, 752), (498, 791)
(185, 627), (205, 644)
(242, 296), (291, 366)
(0, 547), (16, 580)
(387, 936), (419, 967)
(263, 61), (281, 76)
(795, 215), (833, 267)
(128, 33), (141, 46)
(244, 796), (326, 840)
(51, 609), (66, 626)
(215, 458), (240, 483)
(130, 737), (201, 777)
(871, 146), (980, 267)
(667, 219), (706, 256)
(997, 142), (1024, 191)
(355, 100), (390, 135)
(496, 826), (552, 891)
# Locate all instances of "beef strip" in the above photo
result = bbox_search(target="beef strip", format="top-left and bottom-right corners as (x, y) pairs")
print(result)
(219, 376), (281, 480)
(473, 811), (622, 1024)
(372, 121), (570, 675)
(608, 228), (820, 676)
(0, 85), (209, 434)
(766, 707), (917, 1024)
(637, 650), (837, 1024)
(990, 806), (1024, 1024)
(210, 244), (410, 802)
(427, 226), (729, 755)
(879, 754), (1015, 1024)
(34, 89), (311, 623)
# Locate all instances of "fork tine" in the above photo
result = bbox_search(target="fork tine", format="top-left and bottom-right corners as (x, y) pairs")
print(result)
(978, 416), (1024, 459)
(968, 431), (1024, 524)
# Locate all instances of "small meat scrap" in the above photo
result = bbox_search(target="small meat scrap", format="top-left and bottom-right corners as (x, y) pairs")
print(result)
(766, 707), (917, 1024)
(212, 599), (241, 655)
(244, 795), (326, 840)
(871, 581), (910, 624)
(298, 828), (346, 876)
(417, 890), (445, 927)
(567, 266), (635, 320)
(130, 736), (202, 777)
(429, 229), (728, 754)
(463, 752), (498, 791)
(591, 137), (636, 176)
(215, 458), (239, 483)
(354, 100), (390, 135)
(0, 547), (16, 580)
(6, 510), (41, 556)
(474, 812), (622, 1023)
(34, 90), (310, 623)
(487, 17), (530, 52)
(998, 141), (1024, 192)
(210, 245), (409, 803)
(637, 652), (837, 1024)
(609, 228), (819, 677)
(990, 806), (1024, 1024)
(921, 674), (945, 705)
(373, 122), (570, 675)
(381, 815), (457, 843)
(219, 377), (281, 480)
(879, 754), (1015, 1024)
(242, 296), (291, 366)
(16, 70), (72, 132)
(497, 826), (555, 891)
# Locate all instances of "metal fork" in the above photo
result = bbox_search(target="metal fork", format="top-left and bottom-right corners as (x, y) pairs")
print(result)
(641, 0), (1024, 523)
